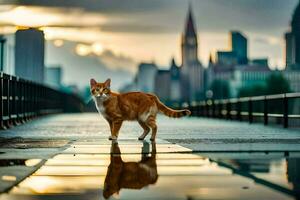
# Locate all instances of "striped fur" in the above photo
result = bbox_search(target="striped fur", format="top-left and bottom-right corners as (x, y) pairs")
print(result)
(91, 78), (191, 141)
(154, 97), (191, 118)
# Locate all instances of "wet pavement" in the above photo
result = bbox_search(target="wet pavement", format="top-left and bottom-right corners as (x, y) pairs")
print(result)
(0, 114), (299, 199)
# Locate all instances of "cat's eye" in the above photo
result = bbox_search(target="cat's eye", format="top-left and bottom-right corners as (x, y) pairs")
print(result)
(95, 88), (100, 92)
(103, 88), (108, 93)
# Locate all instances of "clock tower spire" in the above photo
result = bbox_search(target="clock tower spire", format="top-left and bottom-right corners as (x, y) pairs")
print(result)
(180, 5), (204, 102)
(181, 5), (198, 68)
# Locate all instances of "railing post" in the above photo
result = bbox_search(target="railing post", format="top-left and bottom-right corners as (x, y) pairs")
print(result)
(218, 102), (223, 118)
(0, 73), (3, 129)
(21, 79), (26, 122)
(283, 94), (288, 128)
(198, 102), (202, 117)
(10, 76), (17, 125)
(212, 100), (215, 118)
(248, 98), (253, 124)
(237, 100), (242, 121)
(6, 74), (11, 128)
(24, 81), (28, 121)
(196, 103), (200, 117)
(264, 97), (268, 125)
(204, 101), (208, 117)
(226, 101), (231, 120)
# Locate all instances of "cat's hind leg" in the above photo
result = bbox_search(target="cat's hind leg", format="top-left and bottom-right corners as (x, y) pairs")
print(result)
(138, 120), (150, 140)
(146, 115), (157, 141)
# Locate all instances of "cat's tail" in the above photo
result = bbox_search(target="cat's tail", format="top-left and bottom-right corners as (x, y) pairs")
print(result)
(154, 97), (191, 118)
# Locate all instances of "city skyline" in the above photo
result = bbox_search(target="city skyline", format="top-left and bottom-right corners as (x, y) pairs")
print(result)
(0, 0), (298, 72)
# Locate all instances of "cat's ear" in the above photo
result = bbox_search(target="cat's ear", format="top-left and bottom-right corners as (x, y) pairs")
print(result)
(104, 78), (111, 87)
(90, 78), (97, 87)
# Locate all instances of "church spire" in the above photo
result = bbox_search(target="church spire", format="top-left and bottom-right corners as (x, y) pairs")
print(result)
(185, 4), (196, 37)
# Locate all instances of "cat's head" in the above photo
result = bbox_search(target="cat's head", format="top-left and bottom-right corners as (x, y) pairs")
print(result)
(90, 78), (111, 100)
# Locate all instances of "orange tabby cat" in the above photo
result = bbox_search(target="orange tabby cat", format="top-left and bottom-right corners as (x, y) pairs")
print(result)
(90, 78), (191, 141)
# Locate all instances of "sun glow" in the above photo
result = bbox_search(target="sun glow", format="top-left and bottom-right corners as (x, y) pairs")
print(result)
(53, 39), (64, 47)
(92, 43), (104, 55)
(75, 43), (91, 56)
(0, 6), (60, 27)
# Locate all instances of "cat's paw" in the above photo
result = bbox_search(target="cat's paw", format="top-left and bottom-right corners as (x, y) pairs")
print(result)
(138, 137), (145, 141)
(109, 136), (117, 140)
(150, 137), (156, 142)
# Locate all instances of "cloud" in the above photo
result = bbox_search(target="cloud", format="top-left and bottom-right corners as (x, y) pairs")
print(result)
(0, 6), (107, 27)
(98, 50), (137, 73)
(0, 0), (298, 35)
(0, 0), (170, 14)
(253, 36), (281, 46)
(46, 41), (135, 90)
(1, 0), (298, 69)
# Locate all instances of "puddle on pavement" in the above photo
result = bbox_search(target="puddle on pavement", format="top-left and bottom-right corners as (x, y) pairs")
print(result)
(0, 159), (42, 167)
(0, 137), (69, 149)
(0, 140), (299, 200)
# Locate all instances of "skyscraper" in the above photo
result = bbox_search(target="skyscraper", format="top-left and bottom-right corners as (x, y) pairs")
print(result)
(0, 36), (5, 71)
(230, 31), (248, 64)
(285, 32), (296, 67)
(181, 6), (205, 102)
(45, 65), (63, 89)
(15, 28), (45, 83)
(285, 0), (300, 69)
(154, 69), (171, 102)
(291, 1), (300, 65)
(136, 62), (157, 93)
(169, 58), (181, 102)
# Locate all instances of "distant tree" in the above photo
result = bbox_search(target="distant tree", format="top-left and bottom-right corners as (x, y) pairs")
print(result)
(265, 73), (291, 95)
(265, 73), (292, 114)
(210, 79), (230, 99)
(237, 73), (292, 114)
(238, 84), (266, 97)
(238, 73), (292, 97)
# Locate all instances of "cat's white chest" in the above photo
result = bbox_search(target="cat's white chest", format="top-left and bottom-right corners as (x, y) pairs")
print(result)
(94, 98), (108, 119)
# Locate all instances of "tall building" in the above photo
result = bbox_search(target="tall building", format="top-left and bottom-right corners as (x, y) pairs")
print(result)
(0, 34), (15, 75)
(0, 36), (5, 71)
(181, 7), (198, 69)
(291, 1), (300, 65)
(251, 58), (268, 67)
(136, 62), (157, 93)
(285, 0), (300, 69)
(230, 31), (248, 64)
(285, 32), (296, 67)
(154, 70), (171, 102)
(15, 28), (45, 83)
(169, 58), (181, 102)
(215, 31), (248, 66)
(216, 51), (238, 66)
(45, 65), (63, 89)
(181, 6), (205, 102)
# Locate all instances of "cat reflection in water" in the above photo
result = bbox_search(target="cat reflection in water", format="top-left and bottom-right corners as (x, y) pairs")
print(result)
(103, 141), (158, 199)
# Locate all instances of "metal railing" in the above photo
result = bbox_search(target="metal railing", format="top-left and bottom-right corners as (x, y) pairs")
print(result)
(0, 72), (84, 129)
(188, 93), (300, 128)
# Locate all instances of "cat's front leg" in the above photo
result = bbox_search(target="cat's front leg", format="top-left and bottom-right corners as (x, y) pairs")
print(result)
(107, 120), (114, 140)
(110, 120), (123, 140)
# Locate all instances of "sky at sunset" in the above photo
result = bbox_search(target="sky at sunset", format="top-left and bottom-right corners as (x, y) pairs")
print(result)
(0, 0), (299, 89)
